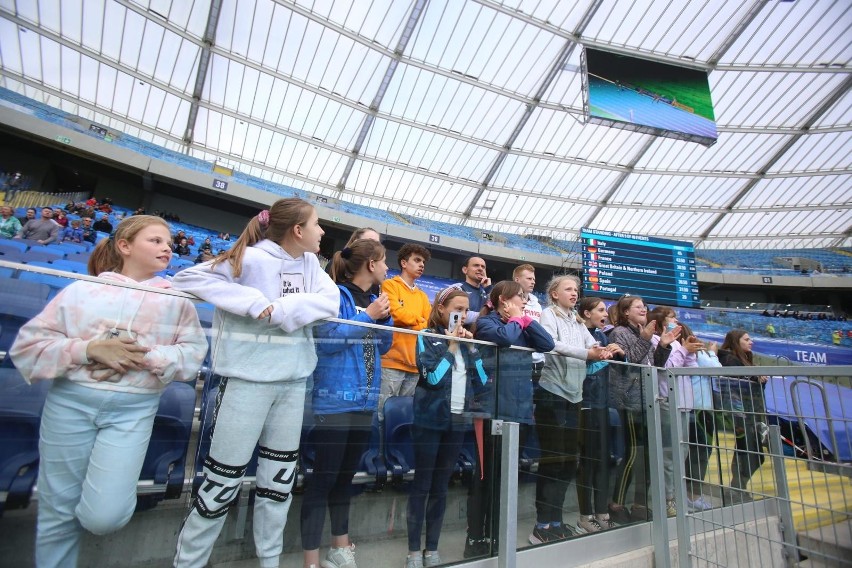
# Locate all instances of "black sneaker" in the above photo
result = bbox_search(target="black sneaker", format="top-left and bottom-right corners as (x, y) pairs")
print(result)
(463, 536), (489, 558)
(528, 524), (565, 545)
(551, 523), (576, 539)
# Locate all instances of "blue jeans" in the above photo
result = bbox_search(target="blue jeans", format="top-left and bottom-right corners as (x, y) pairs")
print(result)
(407, 423), (465, 552)
(36, 379), (160, 568)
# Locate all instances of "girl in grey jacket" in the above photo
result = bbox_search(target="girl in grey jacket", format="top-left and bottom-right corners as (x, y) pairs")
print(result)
(531, 276), (611, 544)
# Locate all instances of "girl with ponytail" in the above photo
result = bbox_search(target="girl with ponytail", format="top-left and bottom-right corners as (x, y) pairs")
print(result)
(11, 215), (207, 567)
(302, 238), (394, 568)
(172, 198), (339, 568)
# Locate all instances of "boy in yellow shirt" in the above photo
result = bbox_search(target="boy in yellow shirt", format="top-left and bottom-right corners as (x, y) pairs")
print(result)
(380, 243), (432, 418)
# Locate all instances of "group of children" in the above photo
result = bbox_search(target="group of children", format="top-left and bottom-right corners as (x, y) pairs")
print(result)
(9, 197), (767, 568)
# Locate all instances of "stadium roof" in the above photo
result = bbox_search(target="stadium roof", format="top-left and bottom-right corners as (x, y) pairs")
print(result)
(0, 0), (849, 250)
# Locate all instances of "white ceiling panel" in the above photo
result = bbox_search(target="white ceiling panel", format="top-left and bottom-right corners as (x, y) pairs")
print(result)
(0, 0), (847, 249)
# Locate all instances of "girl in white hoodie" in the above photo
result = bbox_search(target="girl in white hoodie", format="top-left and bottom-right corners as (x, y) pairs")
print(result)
(171, 198), (339, 568)
(10, 215), (207, 568)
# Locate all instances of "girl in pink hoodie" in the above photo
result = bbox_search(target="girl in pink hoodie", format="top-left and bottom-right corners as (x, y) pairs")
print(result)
(11, 215), (207, 568)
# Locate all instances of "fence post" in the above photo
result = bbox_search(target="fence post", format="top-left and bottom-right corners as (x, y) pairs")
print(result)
(644, 367), (671, 568)
(768, 425), (798, 567)
(497, 420), (518, 568)
(668, 370), (691, 568)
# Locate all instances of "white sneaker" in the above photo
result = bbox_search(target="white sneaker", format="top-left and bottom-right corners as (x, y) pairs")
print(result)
(321, 544), (357, 568)
(576, 515), (603, 534)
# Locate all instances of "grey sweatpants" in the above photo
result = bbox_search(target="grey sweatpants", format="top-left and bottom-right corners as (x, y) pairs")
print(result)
(174, 377), (305, 568)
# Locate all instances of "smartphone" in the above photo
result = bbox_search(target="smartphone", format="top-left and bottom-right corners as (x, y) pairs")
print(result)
(448, 310), (464, 333)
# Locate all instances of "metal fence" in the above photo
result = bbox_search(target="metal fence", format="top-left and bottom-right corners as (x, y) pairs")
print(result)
(665, 366), (852, 568)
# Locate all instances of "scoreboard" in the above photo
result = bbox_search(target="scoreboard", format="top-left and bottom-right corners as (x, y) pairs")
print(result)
(580, 228), (700, 309)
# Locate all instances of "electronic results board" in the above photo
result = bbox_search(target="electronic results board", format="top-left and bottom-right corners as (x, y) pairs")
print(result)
(580, 228), (700, 309)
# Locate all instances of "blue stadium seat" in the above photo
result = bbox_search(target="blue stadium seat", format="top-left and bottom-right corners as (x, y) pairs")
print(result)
(357, 412), (387, 485)
(55, 242), (89, 256)
(136, 381), (196, 510)
(50, 259), (88, 274)
(193, 375), (260, 493)
(21, 251), (64, 265)
(17, 270), (72, 300)
(0, 366), (50, 515)
(0, 240), (29, 254)
(0, 277), (49, 320)
(0, 249), (25, 264)
(456, 426), (477, 482)
(383, 396), (414, 483)
(169, 258), (194, 271)
(25, 246), (66, 261)
(194, 302), (215, 329)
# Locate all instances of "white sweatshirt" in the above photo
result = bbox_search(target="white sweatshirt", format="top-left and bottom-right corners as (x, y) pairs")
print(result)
(172, 239), (339, 383)
(10, 273), (207, 394)
(538, 305), (597, 403)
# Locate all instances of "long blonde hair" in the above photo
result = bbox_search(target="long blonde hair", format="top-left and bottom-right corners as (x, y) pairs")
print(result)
(87, 215), (170, 276)
(545, 274), (583, 323)
(213, 198), (314, 278)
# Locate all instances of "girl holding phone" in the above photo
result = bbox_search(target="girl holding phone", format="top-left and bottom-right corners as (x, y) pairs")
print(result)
(406, 286), (488, 568)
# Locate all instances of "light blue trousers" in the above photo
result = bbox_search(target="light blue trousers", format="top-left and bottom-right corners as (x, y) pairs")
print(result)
(36, 379), (160, 568)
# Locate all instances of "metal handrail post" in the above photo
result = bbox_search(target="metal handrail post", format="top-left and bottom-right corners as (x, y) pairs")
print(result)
(644, 366), (671, 568)
(668, 370), (692, 568)
(497, 420), (519, 568)
(768, 424), (798, 567)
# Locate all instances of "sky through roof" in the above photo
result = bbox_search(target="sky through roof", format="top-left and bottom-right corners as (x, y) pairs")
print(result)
(0, 0), (849, 249)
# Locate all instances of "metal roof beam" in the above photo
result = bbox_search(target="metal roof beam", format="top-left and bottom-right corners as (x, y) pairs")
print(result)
(462, 0), (604, 218)
(335, 0), (427, 198)
(707, 0), (769, 66)
(472, 0), (848, 74)
(183, 0), (222, 145)
(697, 73), (852, 244)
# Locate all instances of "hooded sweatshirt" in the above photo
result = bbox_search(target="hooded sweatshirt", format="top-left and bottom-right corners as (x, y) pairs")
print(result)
(381, 275), (431, 373)
(172, 239), (339, 383)
(539, 305), (597, 403)
(10, 273), (207, 394)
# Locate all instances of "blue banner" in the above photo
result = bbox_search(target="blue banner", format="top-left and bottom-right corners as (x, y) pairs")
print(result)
(696, 331), (852, 366)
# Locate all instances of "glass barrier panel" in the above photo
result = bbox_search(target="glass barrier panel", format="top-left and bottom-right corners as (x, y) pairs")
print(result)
(0, 265), (503, 568)
(0, 265), (207, 567)
(507, 353), (655, 554)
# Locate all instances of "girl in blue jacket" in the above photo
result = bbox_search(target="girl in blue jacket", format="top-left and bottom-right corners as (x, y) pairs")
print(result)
(406, 286), (488, 568)
(464, 280), (555, 558)
(301, 238), (394, 568)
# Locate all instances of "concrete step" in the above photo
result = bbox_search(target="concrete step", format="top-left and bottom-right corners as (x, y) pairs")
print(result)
(797, 519), (852, 568)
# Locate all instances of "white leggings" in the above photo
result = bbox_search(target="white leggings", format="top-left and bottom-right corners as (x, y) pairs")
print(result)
(174, 377), (305, 568)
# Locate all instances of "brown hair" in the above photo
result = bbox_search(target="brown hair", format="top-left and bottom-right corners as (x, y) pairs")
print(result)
(578, 296), (605, 322)
(613, 295), (645, 327)
(330, 238), (385, 283)
(397, 243), (431, 267)
(472, 280), (523, 334)
(427, 285), (469, 330)
(213, 198), (314, 278)
(87, 215), (170, 276)
(648, 306), (677, 335)
(721, 329), (754, 365)
(512, 264), (535, 279)
(345, 227), (380, 247)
